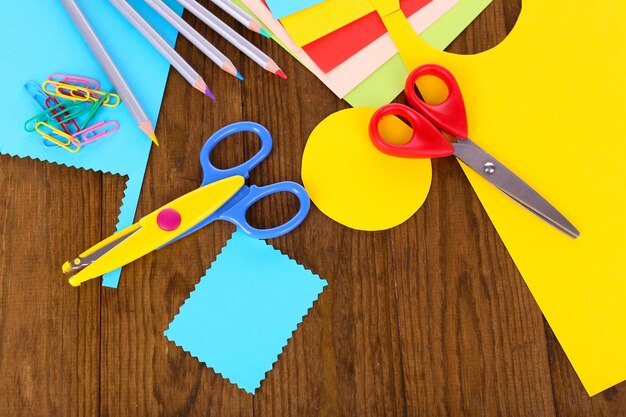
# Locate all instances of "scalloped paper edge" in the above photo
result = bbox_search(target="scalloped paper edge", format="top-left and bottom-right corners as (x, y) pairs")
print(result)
(0, 149), (133, 287)
(163, 230), (328, 394)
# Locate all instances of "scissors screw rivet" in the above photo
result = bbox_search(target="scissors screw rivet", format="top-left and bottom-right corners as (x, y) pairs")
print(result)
(483, 162), (496, 175)
(157, 208), (182, 232)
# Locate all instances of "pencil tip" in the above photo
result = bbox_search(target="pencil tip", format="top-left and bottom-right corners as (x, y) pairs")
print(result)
(205, 87), (216, 100)
(236, 71), (245, 81)
(260, 28), (271, 38)
(139, 121), (158, 145)
(276, 69), (287, 80)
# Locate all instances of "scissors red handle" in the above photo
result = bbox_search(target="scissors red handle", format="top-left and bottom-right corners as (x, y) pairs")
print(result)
(369, 103), (454, 158)
(369, 64), (468, 159)
(405, 64), (468, 140)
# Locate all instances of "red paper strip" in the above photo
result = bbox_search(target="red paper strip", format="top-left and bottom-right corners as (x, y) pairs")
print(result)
(302, 0), (431, 73)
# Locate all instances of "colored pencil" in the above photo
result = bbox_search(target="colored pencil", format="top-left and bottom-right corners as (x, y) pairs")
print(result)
(175, 0), (286, 79)
(59, 0), (159, 145)
(144, 0), (243, 80)
(108, 0), (215, 99)
(211, 0), (271, 38)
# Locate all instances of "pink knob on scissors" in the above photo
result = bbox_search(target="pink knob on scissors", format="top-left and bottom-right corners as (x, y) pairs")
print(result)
(157, 208), (182, 231)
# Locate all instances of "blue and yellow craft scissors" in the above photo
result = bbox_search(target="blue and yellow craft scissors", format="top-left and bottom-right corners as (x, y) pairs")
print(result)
(63, 122), (311, 286)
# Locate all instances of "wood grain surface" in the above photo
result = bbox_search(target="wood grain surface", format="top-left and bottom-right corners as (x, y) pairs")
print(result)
(1, 1), (625, 416)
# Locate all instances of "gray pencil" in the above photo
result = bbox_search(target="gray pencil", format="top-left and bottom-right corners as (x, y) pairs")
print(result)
(108, 0), (214, 99)
(143, 0), (242, 80)
(211, 0), (270, 38)
(59, 0), (158, 144)
(175, 0), (286, 78)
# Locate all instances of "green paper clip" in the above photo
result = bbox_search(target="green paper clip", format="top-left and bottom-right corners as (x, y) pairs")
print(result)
(24, 101), (82, 132)
(79, 91), (110, 129)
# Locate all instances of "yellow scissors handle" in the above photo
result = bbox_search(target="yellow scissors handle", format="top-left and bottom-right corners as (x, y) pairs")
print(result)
(64, 175), (245, 286)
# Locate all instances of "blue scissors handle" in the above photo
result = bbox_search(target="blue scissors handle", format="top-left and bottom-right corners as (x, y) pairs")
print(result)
(217, 181), (311, 239)
(200, 121), (272, 185)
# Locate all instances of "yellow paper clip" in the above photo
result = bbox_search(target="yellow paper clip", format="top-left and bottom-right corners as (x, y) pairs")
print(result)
(42, 80), (91, 102)
(35, 121), (81, 153)
(42, 80), (121, 107)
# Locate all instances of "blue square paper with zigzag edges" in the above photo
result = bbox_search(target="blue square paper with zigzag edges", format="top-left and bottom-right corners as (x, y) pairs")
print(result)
(164, 230), (327, 393)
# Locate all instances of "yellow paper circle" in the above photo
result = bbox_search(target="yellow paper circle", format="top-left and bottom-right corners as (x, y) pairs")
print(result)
(301, 107), (432, 231)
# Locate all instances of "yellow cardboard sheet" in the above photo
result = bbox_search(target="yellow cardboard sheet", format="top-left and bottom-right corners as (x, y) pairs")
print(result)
(302, 108), (432, 231)
(377, 0), (626, 395)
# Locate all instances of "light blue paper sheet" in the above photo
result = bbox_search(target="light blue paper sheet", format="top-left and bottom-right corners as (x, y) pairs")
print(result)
(164, 230), (327, 393)
(265, 0), (325, 19)
(0, 0), (182, 287)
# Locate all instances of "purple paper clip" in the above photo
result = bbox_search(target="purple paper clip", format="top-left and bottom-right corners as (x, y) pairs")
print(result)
(72, 120), (119, 145)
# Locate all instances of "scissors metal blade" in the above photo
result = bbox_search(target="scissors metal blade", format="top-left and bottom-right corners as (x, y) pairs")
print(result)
(62, 175), (246, 286)
(452, 139), (579, 238)
(62, 223), (142, 277)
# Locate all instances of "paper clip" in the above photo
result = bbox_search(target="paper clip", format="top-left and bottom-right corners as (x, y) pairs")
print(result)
(44, 96), (80, 136)
(24, 81), (50, 109)
(79, 91), (110, 129)
(35, 122), (81, 153)
(88, 88), (120, 107)
(24, 101), (81, 132)
(42, 80), (92, 102)
(73, 121), (119, 145)
(48, 73), (100, 90)
(42, 80), (120, 107)
(63, 84), (120, 107)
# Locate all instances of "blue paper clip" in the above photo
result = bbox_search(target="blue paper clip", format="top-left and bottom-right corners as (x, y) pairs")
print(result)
(24, 81), (50, 109)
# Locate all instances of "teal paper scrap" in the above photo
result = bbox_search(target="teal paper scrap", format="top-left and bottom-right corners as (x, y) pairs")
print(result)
(164, 230), (327, 393)
(0, 0), (182, 287)
(265, 0), (325, 19)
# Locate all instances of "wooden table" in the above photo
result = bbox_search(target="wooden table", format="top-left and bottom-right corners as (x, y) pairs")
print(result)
(1, 1), (624, 415)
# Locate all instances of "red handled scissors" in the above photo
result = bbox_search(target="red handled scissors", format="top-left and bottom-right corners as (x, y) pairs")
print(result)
(369, 64), (579, 238)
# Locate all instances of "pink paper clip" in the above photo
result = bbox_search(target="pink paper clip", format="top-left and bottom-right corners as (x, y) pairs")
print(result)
(48, 73), (100, 90)
(72, 121), (119, 145)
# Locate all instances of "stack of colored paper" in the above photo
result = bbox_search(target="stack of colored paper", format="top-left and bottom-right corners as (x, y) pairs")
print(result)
(233, 0), (492, 107)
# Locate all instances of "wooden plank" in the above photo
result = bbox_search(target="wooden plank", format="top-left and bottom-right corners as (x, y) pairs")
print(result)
(241, 34), (408, 416)
(0, 155), (101, 417)
(98, 7), (253, 416)
(392, 157), (556, 416)
(390, 2), (557, 416)
(2, 1), (626, 416)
